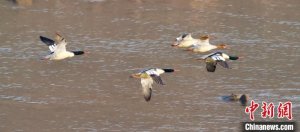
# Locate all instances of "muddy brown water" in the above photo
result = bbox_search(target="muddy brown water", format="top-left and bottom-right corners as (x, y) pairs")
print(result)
(0, 0), (299, 131)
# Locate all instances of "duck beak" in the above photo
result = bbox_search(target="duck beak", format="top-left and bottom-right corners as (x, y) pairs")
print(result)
(130, 74), (140, 79)
(129, 74), (135, 78)
(129, 75), (135, 78)
(84, 50), (91, 54)
(173, 69), (180, 72)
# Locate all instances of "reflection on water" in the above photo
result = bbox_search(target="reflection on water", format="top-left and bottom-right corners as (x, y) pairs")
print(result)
(0, 0), (299, 131)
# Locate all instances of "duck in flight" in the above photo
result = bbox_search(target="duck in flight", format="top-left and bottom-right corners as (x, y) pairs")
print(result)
(130, 68), (177, 102)
(197, 52), (239, 72)
(39, 33), (85, 60)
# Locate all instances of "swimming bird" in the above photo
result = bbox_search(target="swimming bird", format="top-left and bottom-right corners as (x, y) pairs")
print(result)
(130, 68), (177, 102)
(222, 94), (249, 106)
(39, 33), (84, 60)
(197, 52), (239, 72)
(171, 33), (201, 48)
(187, 35), (227, 53)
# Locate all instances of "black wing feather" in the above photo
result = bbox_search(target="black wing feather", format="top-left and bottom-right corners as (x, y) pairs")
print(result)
(218, 61), (230, 69)
(150, 74), (165, 85)
(40, 36), (55, 46)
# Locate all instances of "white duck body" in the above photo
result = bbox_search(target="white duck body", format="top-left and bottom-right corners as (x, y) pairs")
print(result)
(189, 36), (227, 53)
(177, 34), (201, 48)
(193, 45), (217, 52)
(48, 40), (74, 60)
(190, 39), (218, 53)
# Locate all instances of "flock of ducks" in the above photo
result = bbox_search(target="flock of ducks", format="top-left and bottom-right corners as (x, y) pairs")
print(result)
(172, 33), (240, 72)
(39, 33), (248, 105)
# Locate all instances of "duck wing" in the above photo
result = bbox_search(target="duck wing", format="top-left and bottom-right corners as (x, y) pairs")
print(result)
(139, 68), (153, 74)
(211, 53), (226, 61)
(150, 74), (165, 85)
(53, 38), (68, 53)
(200, 52), (221, 59)
(140, 68), (165, 85)
(218, 61), (230, 69)
(40, 36), (55, 46)
(141, 78), (154, 102)
(210, 53), (230, 69)
(40, 36), (57, 53)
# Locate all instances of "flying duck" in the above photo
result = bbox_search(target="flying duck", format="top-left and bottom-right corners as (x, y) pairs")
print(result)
(197, 52), (239, 72)
(187, 35), (228, 53)
(222, 94), (249, 106)
(39, 33), (84, 60)
(130, 68), (177, 102)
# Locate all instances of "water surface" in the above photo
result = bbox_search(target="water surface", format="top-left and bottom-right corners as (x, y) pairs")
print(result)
(0, 0), (299, 131)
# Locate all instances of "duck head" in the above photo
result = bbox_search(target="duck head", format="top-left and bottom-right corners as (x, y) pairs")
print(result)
(55, 32), (67, 45)
(216, 44), (228, 49)
(55, 33), (64, 41)
(239, 94), (248, 106)
(199, 35), (210, 40)
(72, 51), (85, 55)
(199, 34), (210, 42)
(229, 56), (239, 60)
(163, 69), (179, 73)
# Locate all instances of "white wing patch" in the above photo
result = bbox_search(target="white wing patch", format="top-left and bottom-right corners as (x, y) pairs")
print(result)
(145, 69), (159, 76)
(176, 36), (183, 41)
(48, 44), (57, 52)
(211, 54), (225, 61)
(140, 68), (164, 76)
(200, 52), (218, 59)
